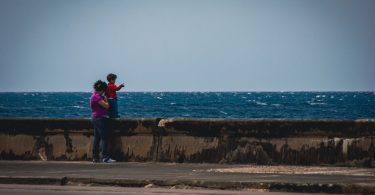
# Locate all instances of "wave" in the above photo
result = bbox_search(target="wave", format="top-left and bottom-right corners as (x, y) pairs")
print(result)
(256, 101), (267, 106)
(307, 101), (327, 106)
(219, 111), (228, 115)
(72, 105), (85, 109)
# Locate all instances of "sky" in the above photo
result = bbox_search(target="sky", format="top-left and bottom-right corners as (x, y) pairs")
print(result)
(0, 0), (374, 92)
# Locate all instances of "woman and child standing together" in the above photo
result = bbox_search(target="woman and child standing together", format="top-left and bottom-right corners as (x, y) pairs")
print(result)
(90, 73), (125, 163)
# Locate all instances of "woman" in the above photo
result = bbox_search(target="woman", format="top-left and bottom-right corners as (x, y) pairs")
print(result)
(90, 80), (116, 163)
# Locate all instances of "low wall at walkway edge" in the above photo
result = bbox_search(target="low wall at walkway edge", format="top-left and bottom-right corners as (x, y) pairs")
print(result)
(0, 118), (374, 167)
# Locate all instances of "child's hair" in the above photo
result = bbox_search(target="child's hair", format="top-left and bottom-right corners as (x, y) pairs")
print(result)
(107, 73), (117, 82)
(93, 80), (107, 92)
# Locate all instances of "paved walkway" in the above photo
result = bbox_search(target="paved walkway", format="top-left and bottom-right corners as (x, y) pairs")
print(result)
(0, 161), (374, 194)
(0, 184), (338, 195)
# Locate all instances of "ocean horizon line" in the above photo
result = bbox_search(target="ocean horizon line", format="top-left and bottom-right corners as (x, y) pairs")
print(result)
(0, 90), (374, 93)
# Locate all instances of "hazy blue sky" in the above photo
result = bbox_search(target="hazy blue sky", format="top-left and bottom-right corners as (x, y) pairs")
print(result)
(0, 0), (374, 92)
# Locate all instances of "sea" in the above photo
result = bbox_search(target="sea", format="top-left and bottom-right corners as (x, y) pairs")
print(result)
(0, 92), (374, 119)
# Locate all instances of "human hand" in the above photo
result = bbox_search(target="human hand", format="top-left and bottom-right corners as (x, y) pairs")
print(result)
(119, 83), (125, 88)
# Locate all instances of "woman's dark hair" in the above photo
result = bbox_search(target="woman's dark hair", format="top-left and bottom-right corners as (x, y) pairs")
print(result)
(107, 73), (117, 82)
(93, 80), (107, 92)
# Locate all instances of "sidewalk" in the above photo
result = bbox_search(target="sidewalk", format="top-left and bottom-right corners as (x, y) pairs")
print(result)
(0, 161), (374, 194)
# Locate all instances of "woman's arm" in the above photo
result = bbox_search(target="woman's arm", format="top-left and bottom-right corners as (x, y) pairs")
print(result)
(98, 98), (109, 109)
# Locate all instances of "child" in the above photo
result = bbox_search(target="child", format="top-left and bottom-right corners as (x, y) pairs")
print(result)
(90, 80), (116, 163)
(106, 73), (125, 118)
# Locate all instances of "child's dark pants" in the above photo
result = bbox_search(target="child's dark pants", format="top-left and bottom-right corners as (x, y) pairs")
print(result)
(108, 98), (119, 118)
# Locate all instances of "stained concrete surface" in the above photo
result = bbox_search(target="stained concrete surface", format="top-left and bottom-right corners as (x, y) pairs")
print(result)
(1, 118), (375, 167)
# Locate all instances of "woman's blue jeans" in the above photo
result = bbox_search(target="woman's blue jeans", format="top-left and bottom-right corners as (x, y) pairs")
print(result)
(92, 117), (109, 160)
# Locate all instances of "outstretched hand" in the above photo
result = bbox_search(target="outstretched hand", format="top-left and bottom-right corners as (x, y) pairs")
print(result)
(119, 83), (125, 88)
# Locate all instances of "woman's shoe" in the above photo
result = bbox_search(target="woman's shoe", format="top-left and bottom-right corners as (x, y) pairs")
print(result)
(92, 159), (100, 163)
(102, 157), (116, 163)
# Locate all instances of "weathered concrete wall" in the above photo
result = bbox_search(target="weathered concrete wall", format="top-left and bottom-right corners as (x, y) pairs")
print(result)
(0, 118), (374, 167)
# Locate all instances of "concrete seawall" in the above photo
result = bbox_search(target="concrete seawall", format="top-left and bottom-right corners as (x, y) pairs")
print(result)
(0, 118), (374, 167)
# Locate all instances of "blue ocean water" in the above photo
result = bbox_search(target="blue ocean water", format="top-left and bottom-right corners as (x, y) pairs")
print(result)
(0, 92), (374, 118)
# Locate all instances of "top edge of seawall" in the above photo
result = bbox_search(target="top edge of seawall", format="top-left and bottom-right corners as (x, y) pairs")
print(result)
(1, 117), (374, 137)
